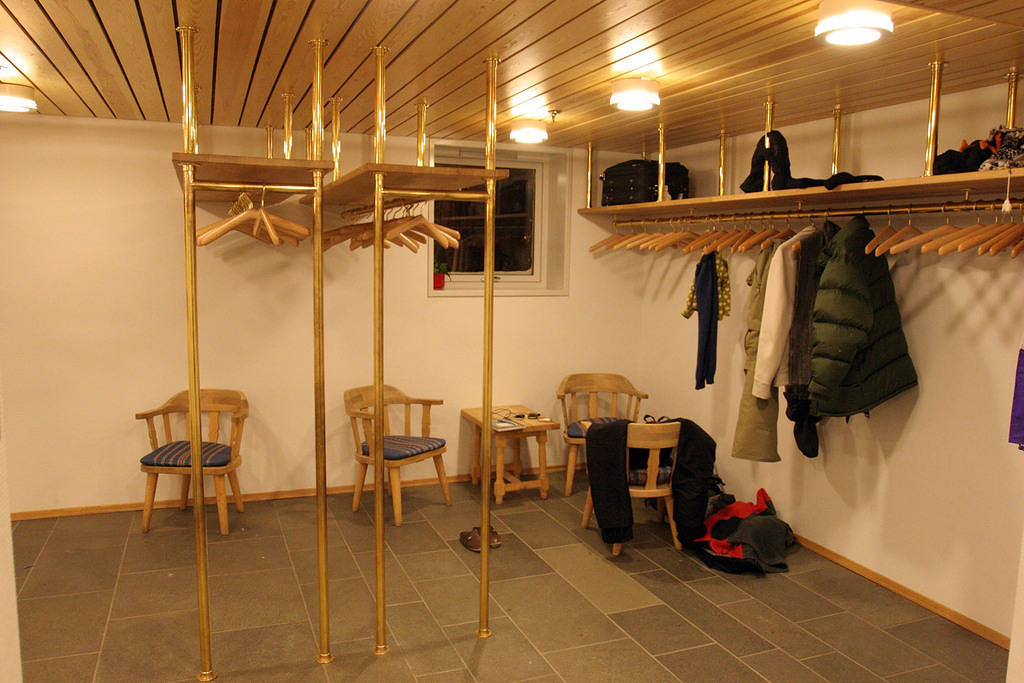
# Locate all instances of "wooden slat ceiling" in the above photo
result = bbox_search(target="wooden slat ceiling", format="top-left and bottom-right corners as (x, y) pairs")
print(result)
(0, 0), (1021, 152)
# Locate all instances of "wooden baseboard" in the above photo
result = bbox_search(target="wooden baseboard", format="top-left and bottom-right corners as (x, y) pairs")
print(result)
(9, 465), (567, 521)
(794, 534), (1009, 650)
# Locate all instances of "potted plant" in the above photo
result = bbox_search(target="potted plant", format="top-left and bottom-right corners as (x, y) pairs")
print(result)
(433, 261), (450, 290)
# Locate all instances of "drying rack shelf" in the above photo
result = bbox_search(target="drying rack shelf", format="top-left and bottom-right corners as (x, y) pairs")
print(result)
(172, 153), (333, 203)
(315, 163), (509, 209)
(578, 168), (1020, 221)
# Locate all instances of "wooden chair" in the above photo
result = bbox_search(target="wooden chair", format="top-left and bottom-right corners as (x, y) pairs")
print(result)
(136, 389), (248, 535)
(581, 421), (683, 556)
(344, 384), (452, 526)
(556, 373), (648, 495)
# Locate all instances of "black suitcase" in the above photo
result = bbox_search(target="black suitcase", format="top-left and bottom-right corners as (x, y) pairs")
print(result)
(601, 159), (689, 205)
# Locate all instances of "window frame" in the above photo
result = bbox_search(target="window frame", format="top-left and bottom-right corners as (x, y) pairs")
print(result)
(433, 159), (546, 285)
(427, 141), (570, 297)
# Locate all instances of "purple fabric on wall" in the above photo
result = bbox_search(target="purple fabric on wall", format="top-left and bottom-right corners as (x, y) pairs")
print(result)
(1009, 347), (1024, 445)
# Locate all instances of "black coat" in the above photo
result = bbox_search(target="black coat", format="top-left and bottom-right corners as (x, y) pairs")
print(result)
(809, 215), (918, 417)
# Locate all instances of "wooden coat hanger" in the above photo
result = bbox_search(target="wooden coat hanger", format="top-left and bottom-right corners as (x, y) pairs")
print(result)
(682, 224), (722, 254)
(615, 230), (655, 250)
(918, 212), (972, 254)
(864, 211), (896, 254)
(764, 219), (794, 249)
(725, 226), (755, 252)
(196, 191), (310, 247)
(948, 213), (1006, 255)
(736, 224), (776, 253)
(589, 232), (627, 252)
(653, 229), (698, 251)
(988, 208), (1024, 255)
(706, 228), (747, 254)
(875, 210), (921, 256)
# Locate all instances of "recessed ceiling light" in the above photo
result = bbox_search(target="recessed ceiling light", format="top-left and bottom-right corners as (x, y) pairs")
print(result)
(510, 120), (547, 144)
(815, 0), (894, 46)
(610, 78), (660, 111)
(0, 83), (37, 113)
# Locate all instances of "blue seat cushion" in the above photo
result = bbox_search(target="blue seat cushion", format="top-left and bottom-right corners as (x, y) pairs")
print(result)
(566, 416), (622, 439)
(628, 466), (673, 487)
(140, 441), (231, 467)
(361, 436), (445, 460)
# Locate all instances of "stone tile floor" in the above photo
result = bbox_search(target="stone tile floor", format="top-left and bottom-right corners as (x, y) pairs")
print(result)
(13, 471), (1008, 682)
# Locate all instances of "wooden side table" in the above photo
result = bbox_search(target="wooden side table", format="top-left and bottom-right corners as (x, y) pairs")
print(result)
(460, 404), (560, 504)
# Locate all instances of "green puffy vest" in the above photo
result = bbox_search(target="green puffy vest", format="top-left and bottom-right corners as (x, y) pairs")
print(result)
(809, 215), (918, 417)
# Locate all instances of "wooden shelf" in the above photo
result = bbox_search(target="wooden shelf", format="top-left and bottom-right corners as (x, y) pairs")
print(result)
(172, 153), (333, 203)
(315, 163), (509, 208)
(578, 169), (1021, 220)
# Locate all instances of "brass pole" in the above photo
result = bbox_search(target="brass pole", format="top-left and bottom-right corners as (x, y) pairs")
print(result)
(1008, 68), (1019, 129)
(381, 188), (488, 201)
(311, 40), (325, 161)
(283, 93), (294, 160)
(479, 54), (498, 640)
(924, 60), (944, 177)
(417, 99), (428, 166)
(831, 105), (842, 175)
(177, 24), (215, 683)
(763, 98), (774, 191)
(308, 37), (332, 666)
(585, 142), (593, 209)
(331, 97), (341, 180)
(305, 125), (312, 161)
(266, 124), (274, 159)
(718, 128), (726, 196)
(657, 123), (666, 201)
(178, 27), (197, 155)
(192, 181), (314, 193)
(641, 138), (647, 160)
(371, 43), (389, 656)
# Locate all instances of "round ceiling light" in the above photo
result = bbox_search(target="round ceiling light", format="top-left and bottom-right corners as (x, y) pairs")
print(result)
(510, 120), (548, 144)
(815, 0), (894, 46)
(610, 78), (660, 111)
(0, 83), (37, 112)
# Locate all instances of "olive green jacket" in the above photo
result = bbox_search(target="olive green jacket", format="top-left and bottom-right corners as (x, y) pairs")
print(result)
(810, 215), (918, 417)
(731, 245), (780, 462)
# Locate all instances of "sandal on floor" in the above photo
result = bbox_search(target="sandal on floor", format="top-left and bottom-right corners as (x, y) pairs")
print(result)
(459, 526), (501, 552)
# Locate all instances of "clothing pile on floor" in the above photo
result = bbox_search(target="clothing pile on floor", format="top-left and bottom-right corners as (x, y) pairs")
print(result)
(585, 416), (794, 573)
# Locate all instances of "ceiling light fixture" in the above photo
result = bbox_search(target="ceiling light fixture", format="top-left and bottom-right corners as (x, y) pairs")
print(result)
(510, 110), (558, 144)
(814, 0), (894, 46)
(610, 78), (660, 111)
(0, 83), (37, 112)
(510, 120), (547, 143)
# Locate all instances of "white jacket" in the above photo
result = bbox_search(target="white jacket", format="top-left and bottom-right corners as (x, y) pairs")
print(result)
(751, 228), (815, 399)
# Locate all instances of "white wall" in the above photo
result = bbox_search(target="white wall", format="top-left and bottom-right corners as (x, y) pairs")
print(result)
(0, 113), (639, 512)
(614, 83), (1024, 637)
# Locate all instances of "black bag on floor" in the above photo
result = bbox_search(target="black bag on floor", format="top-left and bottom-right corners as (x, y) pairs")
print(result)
(601, 159), (689, 205)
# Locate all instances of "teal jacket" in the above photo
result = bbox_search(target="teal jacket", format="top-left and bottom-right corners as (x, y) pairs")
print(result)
(809, 216), (917, 417)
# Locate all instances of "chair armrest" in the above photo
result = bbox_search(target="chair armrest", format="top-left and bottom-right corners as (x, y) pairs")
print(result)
(135, 406), (174, 420)
(637, 391), (650, 400)
(348, 409), (375, 420)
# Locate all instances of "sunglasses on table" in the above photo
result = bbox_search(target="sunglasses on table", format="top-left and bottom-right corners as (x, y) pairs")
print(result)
(514, 412), (541, 419)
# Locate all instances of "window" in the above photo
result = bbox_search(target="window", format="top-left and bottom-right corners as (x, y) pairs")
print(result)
(429, 143), (570, 296)
(433, 166), (537, 276)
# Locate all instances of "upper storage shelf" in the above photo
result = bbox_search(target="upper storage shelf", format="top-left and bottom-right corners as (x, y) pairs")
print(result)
(578, 168), (1021, 220)
(172, 153), (334, 203)
(316, 163), (509, 209)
